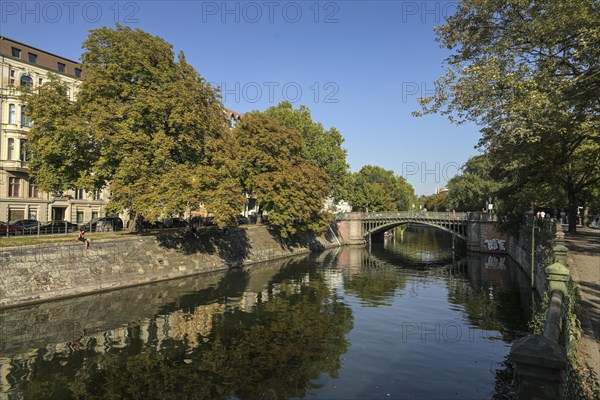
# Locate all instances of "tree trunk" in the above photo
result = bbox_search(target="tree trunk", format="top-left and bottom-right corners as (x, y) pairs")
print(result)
(256, 205), (263, 224)
(567, 190), (578, 233)
(127, 210), (137, 232)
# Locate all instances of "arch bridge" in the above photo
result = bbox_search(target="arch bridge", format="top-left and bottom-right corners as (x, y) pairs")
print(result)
(336, 211), (475, 242)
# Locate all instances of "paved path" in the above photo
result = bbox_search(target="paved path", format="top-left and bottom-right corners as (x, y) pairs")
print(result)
(565, 227), (600, 378)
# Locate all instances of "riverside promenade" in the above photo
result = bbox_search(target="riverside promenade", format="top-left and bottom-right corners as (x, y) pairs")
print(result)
(565, 227), (600, 379)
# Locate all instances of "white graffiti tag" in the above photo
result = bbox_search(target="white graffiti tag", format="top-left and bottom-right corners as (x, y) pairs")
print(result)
(485, 256), (506, 269)
(484, 238), (506, 251)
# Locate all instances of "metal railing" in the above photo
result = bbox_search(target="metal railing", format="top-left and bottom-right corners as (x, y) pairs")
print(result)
(2, 221), (79, 237)
(335, 211), (471, 221)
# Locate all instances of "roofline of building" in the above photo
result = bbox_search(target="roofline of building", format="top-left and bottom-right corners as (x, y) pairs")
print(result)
(0, 36), (81, 65)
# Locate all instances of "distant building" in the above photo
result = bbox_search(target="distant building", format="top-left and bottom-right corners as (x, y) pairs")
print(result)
(225, 108), (242, 129)
(324, 198), (352, 213)
(0, 36), (107, 224)
(435, 186), (449, 195)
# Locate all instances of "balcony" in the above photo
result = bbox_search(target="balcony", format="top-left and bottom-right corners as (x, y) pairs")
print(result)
(1, 160), (28, 173)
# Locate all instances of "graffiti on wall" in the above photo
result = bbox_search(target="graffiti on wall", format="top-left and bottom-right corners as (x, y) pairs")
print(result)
(484, 238), (506, 252)
(485, 255), (506, 270)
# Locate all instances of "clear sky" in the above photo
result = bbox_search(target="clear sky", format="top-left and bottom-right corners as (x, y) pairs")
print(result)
(1, 0), (481, 195)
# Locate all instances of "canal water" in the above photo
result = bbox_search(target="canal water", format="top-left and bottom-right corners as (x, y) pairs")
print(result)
(0, 225), (532, 400)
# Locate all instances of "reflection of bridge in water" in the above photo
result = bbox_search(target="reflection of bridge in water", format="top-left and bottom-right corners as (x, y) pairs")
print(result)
(361, 251), (467, 271)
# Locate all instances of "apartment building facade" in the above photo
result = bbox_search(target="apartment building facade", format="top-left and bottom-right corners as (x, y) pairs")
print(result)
(0, 36), (107, 224)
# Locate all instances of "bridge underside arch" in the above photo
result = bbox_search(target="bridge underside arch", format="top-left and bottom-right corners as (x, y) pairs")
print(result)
(364, 221), (467, 241)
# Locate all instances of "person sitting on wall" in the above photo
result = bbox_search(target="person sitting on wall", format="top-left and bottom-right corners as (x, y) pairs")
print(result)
(76, 228), (90, 250)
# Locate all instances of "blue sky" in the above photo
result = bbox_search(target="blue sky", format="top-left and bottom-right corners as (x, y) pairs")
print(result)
(1, 0), (481, 195)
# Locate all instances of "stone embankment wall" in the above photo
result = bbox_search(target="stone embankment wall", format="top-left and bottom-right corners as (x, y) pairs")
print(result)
(506, 222), (555, 298)
(1, 254), (325, 358)
(508, 237), (550, 298)
(0, 226), (342, 309)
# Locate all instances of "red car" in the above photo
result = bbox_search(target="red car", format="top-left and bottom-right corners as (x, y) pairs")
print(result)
(0, 221), (26, 235)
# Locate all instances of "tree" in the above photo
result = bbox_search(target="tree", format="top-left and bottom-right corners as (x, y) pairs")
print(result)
(19, 75), (89, 193)
(416, 0), (600, 232)
(348, 165), (414, 212)
(446, 154), (501, 212)
(23, 26), (245, 226)
(263, 101), (350, 200)
(421, 191), (449, 212)
(235, 113), (331, 237)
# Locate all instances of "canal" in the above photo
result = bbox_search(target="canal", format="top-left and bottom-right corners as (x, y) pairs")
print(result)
(0, 225), (532, 399)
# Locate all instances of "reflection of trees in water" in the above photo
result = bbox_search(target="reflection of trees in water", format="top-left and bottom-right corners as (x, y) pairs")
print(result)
(8, 246), (531, 400)
(342, 248), (526, 398)
(384, 224), (465, 265)
(343, 254), (408, 307)
(446, 280), (529, 343)
(346, 246), (528, 345)
(13, 261), (353, 400)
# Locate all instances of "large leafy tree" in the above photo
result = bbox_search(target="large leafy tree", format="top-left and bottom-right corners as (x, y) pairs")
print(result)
(20, 76), (89, 192)
(446, 154), (502, 212)
(24, 26), (245, 226)
(420, 191), (450, 212)
(416, 0), (600, 232)
(348, 165), (414, 212)
(263, 101), (350, 200)
(235, 113), (331, 237)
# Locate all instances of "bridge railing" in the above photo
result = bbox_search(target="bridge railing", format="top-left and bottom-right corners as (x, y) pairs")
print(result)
(334, 211), (472, 221)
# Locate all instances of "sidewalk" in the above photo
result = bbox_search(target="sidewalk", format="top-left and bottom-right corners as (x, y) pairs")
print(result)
(565, 227), (600, 379)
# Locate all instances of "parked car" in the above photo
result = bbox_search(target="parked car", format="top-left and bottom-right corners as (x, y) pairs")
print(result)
(189, 216), (204, 230)
(10, 219), (41, 234)
(80, 216), (124, 232)
(190, 216), (216, 227)
(40, 220), (79, 234)
(140, 219), (164, 230)
(163, 217), (188, 228)
(236, 215), (249, 225)
(0, 221), (26, 235)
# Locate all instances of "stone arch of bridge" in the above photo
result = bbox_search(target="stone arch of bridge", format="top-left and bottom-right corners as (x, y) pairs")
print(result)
(364, 221), (467, 241)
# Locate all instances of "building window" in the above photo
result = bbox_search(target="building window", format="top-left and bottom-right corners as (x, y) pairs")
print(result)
(8, 177), (20, 197)
(28, 53), (37, 63)
(28, 209), (38, 220)
(8, 209), (24, 222)
(9, 70), (15, 85)
(20, 139), (29, 161)
(21, 106), (32, 127)
(75, 68), (82, 78)
(8, 104), (16, 124)
(20, 75), (33, 89)
(7, 138), (15, 160)
(11, 47), (21, 58)
(29, 180), (39, 198)
(76, 211), (84, 223)
(57, 62), (66, 73)
(93, 189), (102, 200)
(38, 78), (43, 85)
(75, 188), (85, 200)
(92, 211), (99, 220)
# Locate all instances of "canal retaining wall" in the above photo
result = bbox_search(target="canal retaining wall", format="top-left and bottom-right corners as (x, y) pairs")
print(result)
(0, 252), (332, 358)
(0, 226), (341, 309)
(506, 220), (556, 298)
